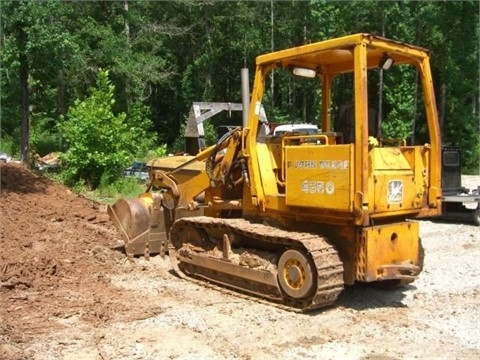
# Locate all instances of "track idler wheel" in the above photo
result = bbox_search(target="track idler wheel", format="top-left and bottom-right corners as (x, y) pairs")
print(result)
(173, 225), (211, 249)
(277, 249), (317, 299)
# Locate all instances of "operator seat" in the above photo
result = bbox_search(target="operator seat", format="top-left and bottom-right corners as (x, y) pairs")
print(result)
(336, 103), (377, 143)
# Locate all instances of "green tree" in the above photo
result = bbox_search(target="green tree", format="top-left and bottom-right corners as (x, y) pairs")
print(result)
(1, 0), (478, 174)
(58, 70), (155, 189)
(1, 0), (81, 162)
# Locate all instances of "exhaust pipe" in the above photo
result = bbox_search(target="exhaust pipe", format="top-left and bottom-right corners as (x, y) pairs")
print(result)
(241, 68), (250, 128)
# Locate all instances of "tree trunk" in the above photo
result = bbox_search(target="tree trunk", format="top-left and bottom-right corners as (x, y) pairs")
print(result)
(439, 83), (446, 132)
(410, 70), (419, 145)
(57, 69), (65, 117)
(124, 0), (130, 42)
(377, 69), (384, 138)
(19, 26), (30, 166)
(124, 0), (131, 107)
(270, 0), (274, 108)
(203, 3), (212, 101)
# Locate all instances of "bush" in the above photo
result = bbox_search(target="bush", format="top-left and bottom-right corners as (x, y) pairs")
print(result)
(58, 69), (155, 189)
(0, 135), (20, 159)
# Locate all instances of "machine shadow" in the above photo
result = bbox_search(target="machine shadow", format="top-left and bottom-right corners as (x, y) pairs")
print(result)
(109, 246), (415, 313)
(112, 245), (128, 255)
(323, 282), (415, 312)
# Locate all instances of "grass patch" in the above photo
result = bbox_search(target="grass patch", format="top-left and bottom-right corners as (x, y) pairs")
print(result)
(94, 176), (147, 204)
(43, 170), (147, 205)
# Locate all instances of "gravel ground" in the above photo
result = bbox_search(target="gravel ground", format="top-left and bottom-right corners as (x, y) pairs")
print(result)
(26, 219), (480, 360)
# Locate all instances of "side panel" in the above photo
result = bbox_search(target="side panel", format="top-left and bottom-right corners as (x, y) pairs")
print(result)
(285, 144), (353, 211)
(370, 147), (427, 215)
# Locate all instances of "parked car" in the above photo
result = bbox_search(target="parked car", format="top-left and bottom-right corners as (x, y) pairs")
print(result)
(272, 123), (319, 136)
(33, 152), (61, 171)
(0, 152), (12, 163)
(123, 161), (149, 180)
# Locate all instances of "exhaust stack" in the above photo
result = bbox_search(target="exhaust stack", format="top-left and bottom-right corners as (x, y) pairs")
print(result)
(241, 68), (250, 128)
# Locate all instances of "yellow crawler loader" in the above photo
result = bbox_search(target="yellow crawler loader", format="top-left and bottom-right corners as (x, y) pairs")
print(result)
(108, 33), (442, 311)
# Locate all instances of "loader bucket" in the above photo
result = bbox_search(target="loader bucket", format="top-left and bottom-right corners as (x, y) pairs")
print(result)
(107, 194), (170, 257)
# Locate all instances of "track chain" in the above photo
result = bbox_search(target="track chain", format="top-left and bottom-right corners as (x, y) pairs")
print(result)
(169, 216), (344, 312)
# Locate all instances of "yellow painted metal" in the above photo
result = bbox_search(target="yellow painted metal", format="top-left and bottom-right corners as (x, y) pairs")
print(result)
(419, 58), (442, 211)
(176, 171), (211, 210)
(148, 155), (204, 185)
(284, 144), (353, 211)
(107, 33), (443, 301)
(373, 173), (416, 213)
(256, 34), (430, 76)
(370, 147), (413, 213)
(245, 65), (270, 208)
(367, 146), (434, 217)
(353, 42), (369, 226)
(356, 221), (421, 282)
(245, 33), (441, 220)
(256, 142), (279, 197)
(371, 147), (412, 171)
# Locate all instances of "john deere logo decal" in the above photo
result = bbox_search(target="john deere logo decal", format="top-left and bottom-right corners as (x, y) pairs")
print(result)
(387, 180), (403, 203)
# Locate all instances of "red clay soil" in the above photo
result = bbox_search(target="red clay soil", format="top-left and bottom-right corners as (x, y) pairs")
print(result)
(0, 163), (139, 356)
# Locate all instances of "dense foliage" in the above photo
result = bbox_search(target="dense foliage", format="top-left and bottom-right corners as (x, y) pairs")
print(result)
(58, 69), (155, 188)
(1, 0), (479, 177)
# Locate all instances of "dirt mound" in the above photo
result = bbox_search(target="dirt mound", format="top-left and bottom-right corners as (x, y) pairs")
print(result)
(1, 163), (117, 289)
(0, 163), (130, 353)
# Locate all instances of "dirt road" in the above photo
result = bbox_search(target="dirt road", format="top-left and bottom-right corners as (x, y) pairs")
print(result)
(1, 163), (479, 359)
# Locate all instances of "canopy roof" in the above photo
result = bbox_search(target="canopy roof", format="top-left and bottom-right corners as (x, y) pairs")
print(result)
(256, 33), (430, 75)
